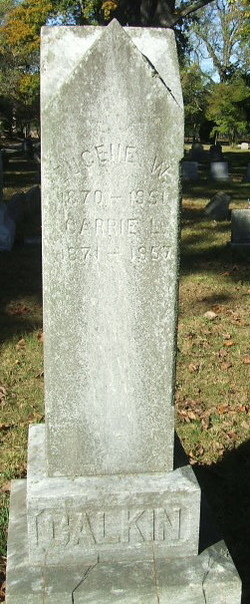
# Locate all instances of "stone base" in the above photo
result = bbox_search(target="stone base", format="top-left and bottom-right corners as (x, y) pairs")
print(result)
(26, 425), (200, 564)
(6, 480), (241, 603)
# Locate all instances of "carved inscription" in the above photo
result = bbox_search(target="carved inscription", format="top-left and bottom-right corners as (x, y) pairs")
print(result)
(81, 143), (138, 167)
(62, 189), (169, 209)
(35, 506), (188, 549)
(55, 141), (173, 264)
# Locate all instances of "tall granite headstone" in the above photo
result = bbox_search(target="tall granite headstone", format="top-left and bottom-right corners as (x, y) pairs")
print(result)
(6, 21), (241, 603)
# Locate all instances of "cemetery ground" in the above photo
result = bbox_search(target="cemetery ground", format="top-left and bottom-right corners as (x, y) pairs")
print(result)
(0, 146), (249, 601)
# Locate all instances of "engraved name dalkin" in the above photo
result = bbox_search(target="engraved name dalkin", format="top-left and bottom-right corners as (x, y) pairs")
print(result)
(34, 506), (190, 549)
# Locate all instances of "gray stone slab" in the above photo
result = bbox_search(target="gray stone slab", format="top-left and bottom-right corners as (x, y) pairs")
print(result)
(6, 480), (241, 604)
(231, 209), (250, 245)
(240, 142), (249, 150)
(210, 161), (229, 181)
(41, 20), (183, 478)
(26, 425), (200, 564)
(204, 191), (231, 221)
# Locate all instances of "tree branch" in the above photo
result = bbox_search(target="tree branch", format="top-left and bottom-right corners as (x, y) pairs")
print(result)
(173, 0), (216, 24)
(140, 0), (217, 27)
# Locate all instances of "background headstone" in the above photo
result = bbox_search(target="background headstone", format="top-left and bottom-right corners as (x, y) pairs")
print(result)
(209, 143), (223, 161)
(231, 209), (250, 245)
(204, 191), (231, 221)
(182, 161), (198, 181)
(240, 142), (249, 150)
(210, 161), (229, 181)
(190, 142), (204, 161)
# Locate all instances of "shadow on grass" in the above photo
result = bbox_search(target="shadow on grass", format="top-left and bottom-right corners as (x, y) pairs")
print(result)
(194, 439), (250, 604)
(0, 150), (42, 344)
(180, 241), (250, 278)
(3, 155), (38, 198)
(0, 244), (42, 345)
(175, 432), (250, 602)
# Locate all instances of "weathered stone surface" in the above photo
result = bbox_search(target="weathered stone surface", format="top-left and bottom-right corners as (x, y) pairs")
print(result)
(41, 20), (183, 477)
(6, 480), (241, 604)
(27, 425), (200, 564)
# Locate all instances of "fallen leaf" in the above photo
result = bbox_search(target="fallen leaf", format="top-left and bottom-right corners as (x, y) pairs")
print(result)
(203, 311), (218, 320)
(242, 356), (250, 364)
(241, 421), (249, 430)
(0, 386), (6, 402)
(8, 304), (29, 316)
(220, 362), (233, 371)
(37, 331), (44, 343)
(188, 363), (199, 373)
(0, 481), (11, 492)
(227, 431), (237, 441)
(15, 338), (26, 350)
(218, 348), (228, 358)
(217, 404), (229, 414)
(187, 410), (197, 421)
(224, 340), (234, 347)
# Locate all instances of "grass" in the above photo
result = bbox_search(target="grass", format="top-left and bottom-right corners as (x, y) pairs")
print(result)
(0, 145), (250, 600)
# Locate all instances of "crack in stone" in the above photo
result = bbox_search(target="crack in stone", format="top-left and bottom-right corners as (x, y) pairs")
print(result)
(143, 55), (182, 108)
(72, 559), (99, 604)
(201, 554), (216, 604)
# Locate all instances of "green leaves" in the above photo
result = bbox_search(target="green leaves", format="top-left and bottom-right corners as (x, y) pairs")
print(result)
(206, 78), (250, 143)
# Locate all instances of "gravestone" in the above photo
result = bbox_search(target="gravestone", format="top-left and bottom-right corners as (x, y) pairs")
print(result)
(240, 142), (249, 150)
(209, 143), (223, 162)
(231, 209), (250, 246)
(210, 161), (229, 181)
(190, 142), (204, 161)
(204, 191), (231, 221)
(6, 21), (241, 603)
(182, 160), (198, 181)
